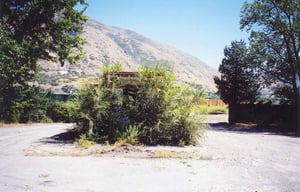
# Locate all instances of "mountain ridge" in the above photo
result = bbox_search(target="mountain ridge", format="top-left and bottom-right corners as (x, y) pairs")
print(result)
(38, 19), (218, 93)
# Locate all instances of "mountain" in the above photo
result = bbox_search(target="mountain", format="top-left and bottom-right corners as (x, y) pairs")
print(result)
(38, 19), (218, 93)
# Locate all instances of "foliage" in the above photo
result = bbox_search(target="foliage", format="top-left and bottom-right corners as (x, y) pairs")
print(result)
(0, 0), (87, 123)
(75, 64), (203, 146)
(193, 106), (228, 115)
(240, 0), (300, 98)
(102, 62), (124, 74)
(0, 84), (51, 123)
(207, 106), (228, 114)
(214, 40), (260, 105)
(0, 0), (88, 65)
(47, 101), (78, 123)
(206, 91), (220, 100)
(192, 88), (207, 104)
(133, 65), (201, 145)
(116, 125), (140, 145)
(273, 85), (295, 104)
(192, 105), (209, 115)
(0, 25), (32, 122)
(74, 79), (120, 142)
(75, 134), (95, 149)
(240, 0), (300, 135)
(19, 86), (52, 123)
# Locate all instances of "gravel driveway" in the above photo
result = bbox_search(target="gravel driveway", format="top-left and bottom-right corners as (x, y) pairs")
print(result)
(0, 120), (300, 192)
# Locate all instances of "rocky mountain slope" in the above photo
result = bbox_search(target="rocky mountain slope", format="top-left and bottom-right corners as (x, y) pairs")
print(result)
(38, 19), (218, 93)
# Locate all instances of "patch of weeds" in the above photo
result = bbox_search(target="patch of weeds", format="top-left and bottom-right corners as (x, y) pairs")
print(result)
(74, 134), (95, 149)
(154, 150), (184, 159)
(116, 125), (140, 145)
(155, 150), (214, 160)
(114, 139), (133, 147)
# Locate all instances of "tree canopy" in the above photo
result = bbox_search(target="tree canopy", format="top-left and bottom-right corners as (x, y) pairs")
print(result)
(0, 0), (88, 122)
(241, 0), (300, 102)
(0, 0), (88, 65)
(240, 0), (300, 135)
(214, 40), (260, 105)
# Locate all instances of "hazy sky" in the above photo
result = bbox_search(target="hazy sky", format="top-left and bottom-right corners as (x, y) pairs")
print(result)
(84, 0), (250, 69)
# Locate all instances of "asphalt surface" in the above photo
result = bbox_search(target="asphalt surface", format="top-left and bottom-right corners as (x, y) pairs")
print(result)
(0, 121), (300, 192)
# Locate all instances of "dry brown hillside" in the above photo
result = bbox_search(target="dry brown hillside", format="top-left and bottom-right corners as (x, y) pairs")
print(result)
(38, 19), (218, 93)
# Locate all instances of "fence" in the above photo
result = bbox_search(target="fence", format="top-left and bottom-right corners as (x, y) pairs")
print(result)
(229, 104), (296, 131)
(196, 99), (227, 107)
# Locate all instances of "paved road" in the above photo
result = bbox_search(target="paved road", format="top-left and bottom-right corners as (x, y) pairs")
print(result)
(0, 123), (300, 192)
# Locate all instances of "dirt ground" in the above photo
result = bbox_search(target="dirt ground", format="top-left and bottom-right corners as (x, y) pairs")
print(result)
(1, 115), (300, 192)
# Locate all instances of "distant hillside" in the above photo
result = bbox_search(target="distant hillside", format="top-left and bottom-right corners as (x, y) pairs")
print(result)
(38, 19), (218, 93)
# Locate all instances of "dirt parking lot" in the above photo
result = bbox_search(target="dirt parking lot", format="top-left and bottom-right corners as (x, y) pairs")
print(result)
(1, 116), (300, 192)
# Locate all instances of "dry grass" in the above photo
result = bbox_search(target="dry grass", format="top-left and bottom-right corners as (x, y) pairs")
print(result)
(114, 139), (134, 147)
(25, 142), (214, 160)
(154, 150), (213, 160)
(74, 134), (95, 149)
(154, 150), (184, 159)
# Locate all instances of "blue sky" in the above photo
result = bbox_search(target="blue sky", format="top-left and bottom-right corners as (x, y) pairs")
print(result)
(84, 0), (250, 69)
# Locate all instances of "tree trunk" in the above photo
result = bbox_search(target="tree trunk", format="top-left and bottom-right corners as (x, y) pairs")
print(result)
(290, 71), (300, 136)
(0, 3), (3, 18)
(229, 104), (237, 125)
(296, 88), (300, 137)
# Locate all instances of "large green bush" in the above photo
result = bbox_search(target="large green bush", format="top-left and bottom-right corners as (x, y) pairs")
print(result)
(20, 86), (52, 123)
(74, 64), (125, 141)
(75, 64), (204, 146)
(132, 66), (202, 145)
(47, 101), (78, 123)
(0, 84), (79, 123)
(0, 85), (51, 123)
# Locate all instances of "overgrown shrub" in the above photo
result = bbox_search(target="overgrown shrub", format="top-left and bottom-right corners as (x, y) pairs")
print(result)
(132, 66), (201, 145)
(0, 84), (79, 123)
(0, 85), (52, 123)
(75, 64), (204, 146)
(47, 101), (78, 122)
(20, 86), (53, 123)
(74, 64), (125, 142)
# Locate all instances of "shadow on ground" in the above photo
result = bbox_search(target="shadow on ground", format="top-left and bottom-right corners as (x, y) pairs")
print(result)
(209, 122), (296, 137)
(39, 129), (79, 144)
(38, 120), (297, 145)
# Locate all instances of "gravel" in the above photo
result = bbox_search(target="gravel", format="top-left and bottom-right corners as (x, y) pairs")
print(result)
(1, 119), (300, 192)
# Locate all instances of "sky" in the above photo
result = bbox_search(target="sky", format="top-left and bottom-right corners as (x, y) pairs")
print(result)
(83, 0), (250, 69)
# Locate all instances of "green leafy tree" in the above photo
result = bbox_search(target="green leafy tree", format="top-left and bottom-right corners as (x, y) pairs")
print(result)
(214, 40), (260, 124)
(0, 25), (29, 121)
(0, 0), (87, 122)
(240, 0), (300, 135)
